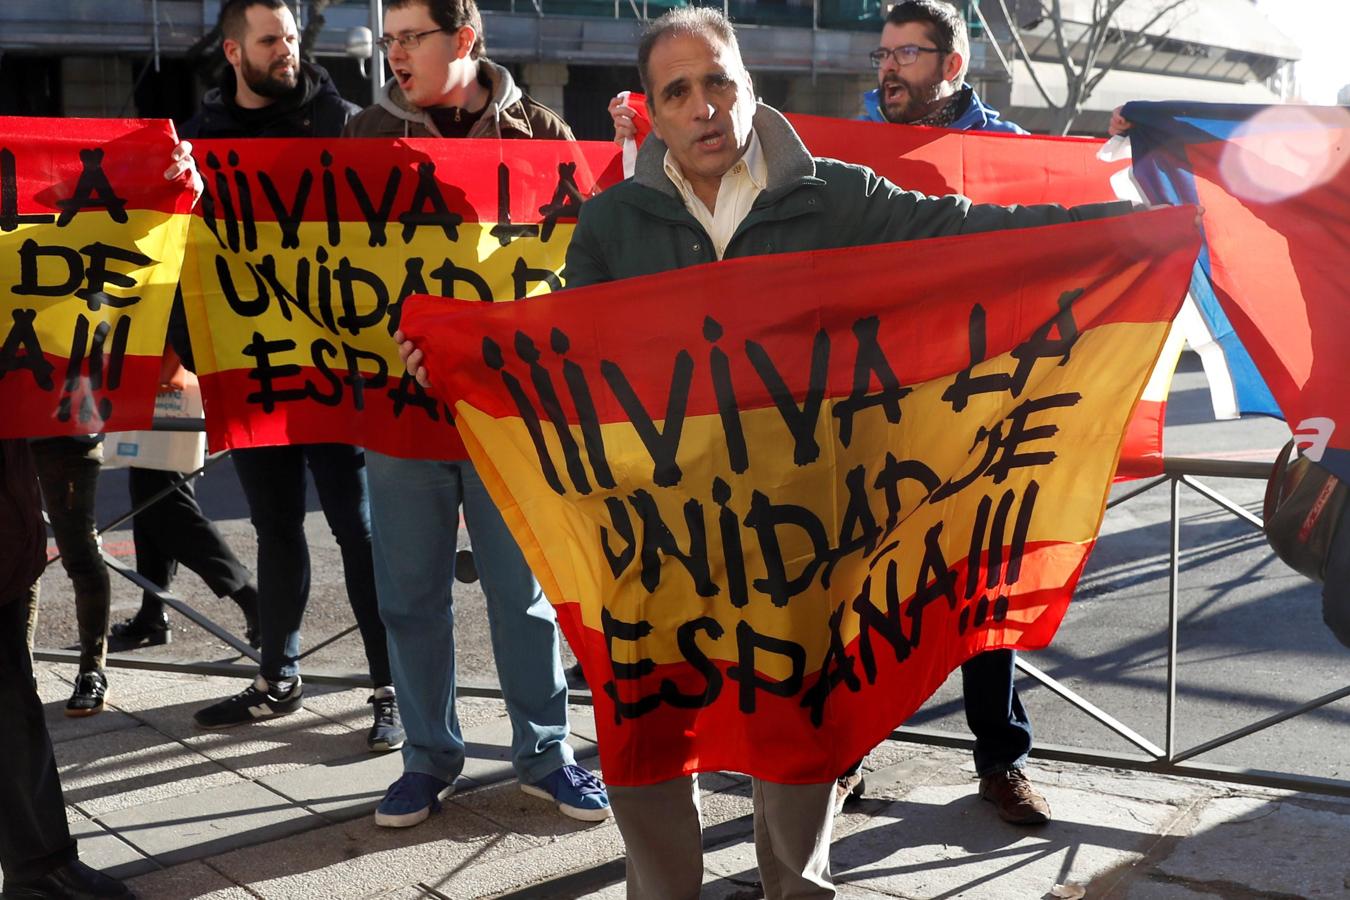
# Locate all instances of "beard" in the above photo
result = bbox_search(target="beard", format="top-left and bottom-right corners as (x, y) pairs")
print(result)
(240, 54), (299, 99)
(879, 74), (945, 124)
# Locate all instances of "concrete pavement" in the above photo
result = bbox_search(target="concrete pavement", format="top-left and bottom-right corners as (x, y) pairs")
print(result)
(32, 660), (1350, 900)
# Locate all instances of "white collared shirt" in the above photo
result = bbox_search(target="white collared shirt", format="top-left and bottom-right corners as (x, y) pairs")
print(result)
(663, 130), (768, 260)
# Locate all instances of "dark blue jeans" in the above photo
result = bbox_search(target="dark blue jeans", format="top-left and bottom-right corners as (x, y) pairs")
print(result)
(230, 444), (389, 687)
(962, 649), (1033, 775)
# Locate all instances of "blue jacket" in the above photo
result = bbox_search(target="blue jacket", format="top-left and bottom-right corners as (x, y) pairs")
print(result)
(859, 84), (1026, 134)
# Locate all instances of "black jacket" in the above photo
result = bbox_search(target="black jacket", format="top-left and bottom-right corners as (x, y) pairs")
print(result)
(179, 61), (358, 140)
(0, 440), (45, 608)
(173, 62), (359, 368)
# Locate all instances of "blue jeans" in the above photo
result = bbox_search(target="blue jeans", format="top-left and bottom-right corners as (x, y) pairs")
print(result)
(962, 649), (1033, 775)
(230, 444), (389, 686)
(366, 452), (573, 785)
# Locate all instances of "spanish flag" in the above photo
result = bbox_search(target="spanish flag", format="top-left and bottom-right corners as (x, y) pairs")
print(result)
(402, 205), (1200, 785)
(179, 138), (622, 458)
(0, 118), (194, 436)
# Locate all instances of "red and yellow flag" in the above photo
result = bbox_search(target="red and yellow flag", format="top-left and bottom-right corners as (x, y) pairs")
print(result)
(402, 206), (1200, 786)
(179, 138), (622, 458)
(0, 117), (194, 436)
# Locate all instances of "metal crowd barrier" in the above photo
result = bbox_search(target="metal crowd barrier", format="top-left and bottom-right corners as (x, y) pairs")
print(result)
(34, 428), (1350, 798)
(886, 455), (1350, 800)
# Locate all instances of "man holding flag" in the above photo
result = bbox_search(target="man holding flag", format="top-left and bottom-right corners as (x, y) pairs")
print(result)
(400, 7), (1140, 895)
(610, 0), (1050, 826)
(852, 0), (1048, 826)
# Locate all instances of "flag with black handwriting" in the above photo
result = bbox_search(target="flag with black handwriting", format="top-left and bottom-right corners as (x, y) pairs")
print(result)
(401, 206), (1200, 785)
(178, 138), (622, 458)
(0, 117), (194, 436)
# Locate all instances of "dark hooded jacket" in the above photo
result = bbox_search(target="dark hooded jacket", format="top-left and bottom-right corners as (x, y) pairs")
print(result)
(171, 62), (358, 369)
(179, 60), (359, 140)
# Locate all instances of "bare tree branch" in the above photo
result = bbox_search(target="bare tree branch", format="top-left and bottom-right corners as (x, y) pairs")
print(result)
(994, 0), (1059, 109)
(1082, 0), (1191, 102)
(1008, 0), (1195, 134)
(1048, 0), (1078, 85)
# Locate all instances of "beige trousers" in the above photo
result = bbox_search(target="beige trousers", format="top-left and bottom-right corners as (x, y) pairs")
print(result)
(609, 774), (836, 899)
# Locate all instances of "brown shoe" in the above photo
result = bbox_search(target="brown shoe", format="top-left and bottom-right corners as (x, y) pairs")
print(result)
(834, 770), (865, 815)
(979, 768), (1051, 825)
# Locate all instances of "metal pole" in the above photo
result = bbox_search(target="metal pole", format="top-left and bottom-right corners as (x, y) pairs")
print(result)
(1165, 475), (1181, 760)
(370, 0), (384, 105)
(152, 0), (162, 72)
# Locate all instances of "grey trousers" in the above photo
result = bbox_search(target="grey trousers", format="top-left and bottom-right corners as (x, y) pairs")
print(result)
(609, 774), (836, 899)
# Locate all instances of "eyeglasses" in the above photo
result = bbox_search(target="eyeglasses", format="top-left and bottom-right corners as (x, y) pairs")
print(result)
(868, 45), (944, 68)
(375, 27), (447, 53)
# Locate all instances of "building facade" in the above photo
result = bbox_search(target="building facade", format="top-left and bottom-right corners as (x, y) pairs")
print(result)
(0, 0), (1300, 137)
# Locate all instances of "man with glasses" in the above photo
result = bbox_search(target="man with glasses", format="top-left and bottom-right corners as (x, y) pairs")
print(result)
(344, 0), (571, 139)
(345, 0), (611, 829)
(855, 0), (1051, 829)
(861, 0), (1024, 134)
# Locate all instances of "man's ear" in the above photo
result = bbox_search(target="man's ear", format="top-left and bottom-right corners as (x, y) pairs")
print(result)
(222, 38), (242, 68)
(943, 50), (964, 86)
(456, 25), (477, 60)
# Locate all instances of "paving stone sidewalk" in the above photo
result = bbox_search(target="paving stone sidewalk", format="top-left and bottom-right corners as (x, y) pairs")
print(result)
(37, 661), (1350, 900)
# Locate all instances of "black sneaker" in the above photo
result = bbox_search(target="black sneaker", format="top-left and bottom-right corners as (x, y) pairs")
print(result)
(193, 675), (302, 729)
(109, 612), (171, 650)
(66, 669), (107, 718)
(367, 688), (405, 752)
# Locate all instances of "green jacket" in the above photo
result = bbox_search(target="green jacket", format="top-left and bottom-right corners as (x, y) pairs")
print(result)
(564, 104), (1133, 288)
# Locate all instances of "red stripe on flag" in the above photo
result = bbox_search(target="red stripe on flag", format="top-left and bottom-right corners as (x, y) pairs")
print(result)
(556, 537), (1091, 786)
(189, 138), (624, 224)
(0, 118), (191, 217)
(1117, 399), (1166, 479)
(198, 366), (468, 459)
(406, 209), (1196, 425)
(0, 354), (164, 438)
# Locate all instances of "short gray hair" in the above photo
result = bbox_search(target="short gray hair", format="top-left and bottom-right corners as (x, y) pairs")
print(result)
(637, 7), (743, 98)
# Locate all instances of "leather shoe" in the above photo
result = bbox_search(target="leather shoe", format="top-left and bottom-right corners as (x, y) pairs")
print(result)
(109, 613), (170, 650)
(980, 768), (1051, 825)
(1, 859), (134, 898)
